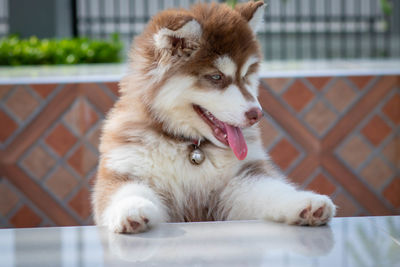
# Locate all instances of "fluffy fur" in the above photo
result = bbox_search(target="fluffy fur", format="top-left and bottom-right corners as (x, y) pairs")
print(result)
(93, 1), (336, 234)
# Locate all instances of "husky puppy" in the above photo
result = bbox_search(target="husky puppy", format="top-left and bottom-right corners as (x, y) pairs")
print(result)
(93, 1), (336, 233)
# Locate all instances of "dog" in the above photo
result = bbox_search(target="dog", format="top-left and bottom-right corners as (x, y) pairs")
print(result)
(92, 0), (336, 234)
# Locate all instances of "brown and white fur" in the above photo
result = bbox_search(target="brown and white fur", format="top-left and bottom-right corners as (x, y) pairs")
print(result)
(93, 1), (336, 234)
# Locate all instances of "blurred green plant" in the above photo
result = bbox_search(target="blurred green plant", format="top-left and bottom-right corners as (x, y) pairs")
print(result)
(0, 33), (123, 66)
(226, 0), (237, 8)
(380, 0), (393, 16)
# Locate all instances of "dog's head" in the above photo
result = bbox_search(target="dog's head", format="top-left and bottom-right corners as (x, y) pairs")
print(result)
(129, 1), (265, 160)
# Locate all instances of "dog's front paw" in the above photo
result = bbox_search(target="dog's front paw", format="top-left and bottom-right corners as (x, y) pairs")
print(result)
(103, 196), (164, 234)
(286, 192), (336, 226)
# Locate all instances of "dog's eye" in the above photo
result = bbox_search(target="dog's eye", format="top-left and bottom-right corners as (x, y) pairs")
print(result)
(205, 73), (224, 84)
(210, 74), (222, 80)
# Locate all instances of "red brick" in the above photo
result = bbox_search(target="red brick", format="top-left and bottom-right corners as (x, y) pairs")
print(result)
(45, 124), (77, 156)
(361, 115), (391, 146)
(383, 178), (400, 208)
(67, 145), (97, 175)
(269, 138), (300, 170)
(0, 110), (18, 142)
(69, 188), (91, 219)
(307, 174), (336, 196)
(10, 205), (42, 228)
(30, 84), (57, 99)
(348, 76), (373, 90)
(282, 80), (314, 112)
(382, 94), (400, 125)
(307, 77), (331, 90)
(104, 82), (120, 96)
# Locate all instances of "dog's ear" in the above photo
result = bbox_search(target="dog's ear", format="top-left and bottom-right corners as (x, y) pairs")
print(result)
(235, 1), (265, 33)
(153, 19), (202, 59)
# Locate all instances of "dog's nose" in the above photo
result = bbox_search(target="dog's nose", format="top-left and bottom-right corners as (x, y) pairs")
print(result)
(245, 108), (263, 125)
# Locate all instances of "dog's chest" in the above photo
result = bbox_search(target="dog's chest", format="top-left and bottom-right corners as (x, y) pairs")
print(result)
(106, 135), (237, 186)
(145, 139), (235, 182)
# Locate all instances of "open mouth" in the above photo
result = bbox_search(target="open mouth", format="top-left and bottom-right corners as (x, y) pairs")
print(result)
(193, 105), (248, 160)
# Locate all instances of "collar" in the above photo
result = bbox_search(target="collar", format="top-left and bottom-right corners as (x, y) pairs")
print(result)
(177, 135), (203, 147)
(161, 129), (204, 146)
(151, 121), (206, 146)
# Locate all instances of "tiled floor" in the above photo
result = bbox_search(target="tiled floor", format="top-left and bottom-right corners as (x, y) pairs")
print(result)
(0, 73), (399, 228)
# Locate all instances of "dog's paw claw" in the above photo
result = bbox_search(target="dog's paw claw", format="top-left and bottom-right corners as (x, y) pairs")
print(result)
(118, 215), (150, 234)
(141, 216), (149, 224)
(312, 206), (324, 218)
(286, 193), (336, 226)
(300, 206), (311, 219)
(127, 219), (141, 231)
(104, 196), (164, 234)
(297, 204), (328, 226)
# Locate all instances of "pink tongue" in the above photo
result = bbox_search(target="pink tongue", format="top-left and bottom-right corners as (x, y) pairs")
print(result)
(224, 123), (248, 160)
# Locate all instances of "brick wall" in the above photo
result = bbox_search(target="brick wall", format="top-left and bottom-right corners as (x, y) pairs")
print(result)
(0, 76), (399, 228)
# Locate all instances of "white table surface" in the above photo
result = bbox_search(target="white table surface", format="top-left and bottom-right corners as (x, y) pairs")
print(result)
(0, 216), (399, 267)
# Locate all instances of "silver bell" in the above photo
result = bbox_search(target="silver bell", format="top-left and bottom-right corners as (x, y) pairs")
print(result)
(189, 148), (205, 165)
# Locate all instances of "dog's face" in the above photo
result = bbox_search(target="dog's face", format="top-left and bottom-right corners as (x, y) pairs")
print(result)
(131, 1), (265, 160)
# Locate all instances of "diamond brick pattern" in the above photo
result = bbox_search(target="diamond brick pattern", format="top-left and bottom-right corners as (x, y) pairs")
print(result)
(263, 78), (290, 94)
(5, 86), (39, 120)
(307, 77), (331, 91)
(30, 84), (57, 99)
(0, 110), (17, 143)
(348, 76), (373, 90)
(87, 124), (102, 149)
(361, 115), (391, 146)
(67, 145), (97, 176)
(0, 83), (110, 228)
(258, 117), (279, 149)
(64, 98), (98, 135)
(104, 82), (120, 97)
(0, 182), (19, 216)
(21, 146), (56, 180)
(382, 136), (399, 167)
(325, 79), (356, 112)
(306, 173), (336, 196)
(282, 80), (314, 112)
(338, 136), (372, 170)
(0, 76), (399, 229)
(383, 178), (400, 208)
(10, 205), (42, 228)
(382, 93), (400, 124)
(0, 85), (13, 99)
(45, 167), (78, 200)
(269, 138), (300, 170)
(333, 193), (359, 217)
(361, 157), (393, 190)
(304, 101), (337, 135)
(260, 76), (399, 217)
(69, 187), (91, 220)
(45, 123), (77, 156)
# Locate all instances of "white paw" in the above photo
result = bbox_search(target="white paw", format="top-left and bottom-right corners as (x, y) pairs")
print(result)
(285, 192), (336, 226)
(103, 196), (164, 234)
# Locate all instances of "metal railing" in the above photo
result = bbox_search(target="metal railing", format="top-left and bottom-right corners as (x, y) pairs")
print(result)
(0, 0), (8, 37)
(260, 0), (400, 59)
(73, 0), (400, 60)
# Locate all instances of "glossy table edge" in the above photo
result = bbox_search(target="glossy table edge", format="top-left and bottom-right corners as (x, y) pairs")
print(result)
(0, 216), (399, 267)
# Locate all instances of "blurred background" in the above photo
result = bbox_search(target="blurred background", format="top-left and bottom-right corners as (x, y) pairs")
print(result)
(0, 0), (399, 229)
(1, 0), (399, 61)
(75, 0), (400, 60)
